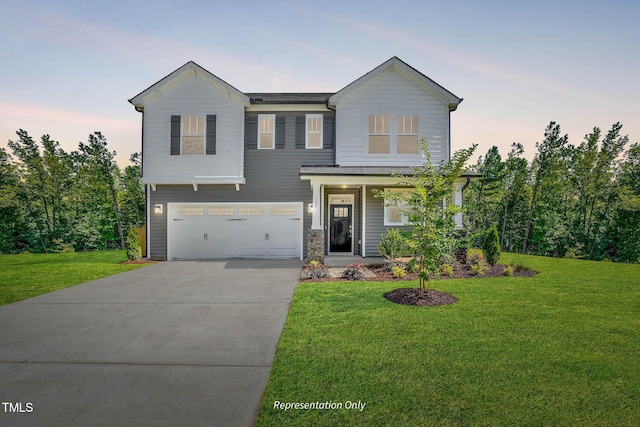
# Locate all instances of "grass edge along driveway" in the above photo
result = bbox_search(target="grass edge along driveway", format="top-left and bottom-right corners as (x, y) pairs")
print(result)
(0, 250), (151, 306)
(258, 254), (640, 426)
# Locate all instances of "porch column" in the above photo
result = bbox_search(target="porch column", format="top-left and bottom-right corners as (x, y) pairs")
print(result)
(307, 181), (325, 262)
(454, 182), (464, 227)
(311, 182), (322, 230)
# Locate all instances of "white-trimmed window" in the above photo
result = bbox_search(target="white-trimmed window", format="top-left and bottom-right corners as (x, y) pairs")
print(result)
(306, 114), (323, 149)
(384, 189), (411, 226)
(258, 114), (275, 149)
(368, 115), (390, 154)
(182, 115), (205, 155)
(397, 115), (419, 154)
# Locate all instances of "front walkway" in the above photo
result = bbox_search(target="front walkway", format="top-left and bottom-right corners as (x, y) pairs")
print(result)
(0, 260), (302, 427)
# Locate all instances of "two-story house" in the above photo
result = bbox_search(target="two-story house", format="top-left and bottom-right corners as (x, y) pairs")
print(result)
(129, 57), (469, 261)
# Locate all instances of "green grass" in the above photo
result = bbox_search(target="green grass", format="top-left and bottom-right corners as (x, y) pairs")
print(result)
(258, 254), (640, 426)
(0, 250), (151, 306)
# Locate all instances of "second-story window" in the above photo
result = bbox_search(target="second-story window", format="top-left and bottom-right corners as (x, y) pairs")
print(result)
(306, 114), (323, 149)
(182, 115), (205, 155)
(368, 115), (390, 154)
(397, 115), (419, 154)
(258, 114), (275, 149)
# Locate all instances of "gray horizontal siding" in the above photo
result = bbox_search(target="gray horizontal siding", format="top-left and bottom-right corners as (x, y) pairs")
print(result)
(246, 112), (334, 150)
(365, 186), (406, 257)
(149, 135), (334, 260)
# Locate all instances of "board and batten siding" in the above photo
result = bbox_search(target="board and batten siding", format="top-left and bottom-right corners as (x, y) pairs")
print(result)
(335, 69), (450, 167)
(147, 114), (334, 259)
(142, 76), (245, 184)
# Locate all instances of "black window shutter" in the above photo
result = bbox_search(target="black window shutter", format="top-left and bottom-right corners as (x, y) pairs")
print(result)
(323, 115), (334, 149)
(246, 115), (258, 149)
(275, 116), (285, 149)
(206, 115), (216, 155)
(295, 116), (305, 149)
(170, 115), (181, 155)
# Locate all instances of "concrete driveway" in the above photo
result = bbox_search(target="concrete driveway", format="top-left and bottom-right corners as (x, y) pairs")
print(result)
(0, 259), (302, 427)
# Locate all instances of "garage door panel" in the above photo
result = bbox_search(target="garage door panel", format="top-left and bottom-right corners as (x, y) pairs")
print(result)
(168, 203), (302, 260)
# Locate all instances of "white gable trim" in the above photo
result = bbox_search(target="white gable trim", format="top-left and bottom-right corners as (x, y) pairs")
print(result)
(329, 57), (462, 111)
(129, 61), (250, 109)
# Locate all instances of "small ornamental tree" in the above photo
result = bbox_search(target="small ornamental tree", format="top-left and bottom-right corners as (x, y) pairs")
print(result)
(482, 225), (501, 266)
(376, 139), (476, 291)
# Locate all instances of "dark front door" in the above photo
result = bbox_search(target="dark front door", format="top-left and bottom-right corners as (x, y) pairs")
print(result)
(330, 204), (352, 253)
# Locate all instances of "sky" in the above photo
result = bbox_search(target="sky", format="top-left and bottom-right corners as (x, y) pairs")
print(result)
(1, 0), (639, 167)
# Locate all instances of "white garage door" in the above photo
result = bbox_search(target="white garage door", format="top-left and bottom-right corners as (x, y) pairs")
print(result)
(168, 202), (303, 260)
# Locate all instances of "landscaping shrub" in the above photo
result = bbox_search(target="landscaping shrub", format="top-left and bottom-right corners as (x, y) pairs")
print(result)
(467, 248), (486, 265)
(378, 228), (407, 260)
(342, 263), (366, 281)
(440, 263), (454, 277)
(303, 260), (330, 279)
(482, 225), (501, 266)
(391, 265), (406, 279)
(126, 226), (142, 260)
(470, 262), (487, 276)
(503, 265), (514, 276)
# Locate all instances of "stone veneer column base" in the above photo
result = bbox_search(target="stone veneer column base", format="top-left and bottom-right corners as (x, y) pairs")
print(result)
(307, 229), (325, 263)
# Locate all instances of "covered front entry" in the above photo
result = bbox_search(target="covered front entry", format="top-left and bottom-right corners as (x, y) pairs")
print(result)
(167, 202), (303, 260)
(328, 194), (354, 254)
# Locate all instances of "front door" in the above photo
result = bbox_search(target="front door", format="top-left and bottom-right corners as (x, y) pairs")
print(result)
(330, 204), (352, 253)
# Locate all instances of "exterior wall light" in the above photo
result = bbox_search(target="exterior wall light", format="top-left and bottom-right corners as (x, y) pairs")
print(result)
(154, 204), (163, 215)
(307, 203), (314, 214)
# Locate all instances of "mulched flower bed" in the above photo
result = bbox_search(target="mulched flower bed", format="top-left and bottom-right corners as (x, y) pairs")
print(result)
(120, 259), (158, 265)
(302, 262), (538, 307)
(383, 288), (458, 306)
(301, 263), (538, 282)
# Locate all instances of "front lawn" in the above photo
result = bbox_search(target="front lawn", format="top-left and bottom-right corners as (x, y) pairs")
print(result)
(258, 254), (640, 426)
(0, 250), (151, 306)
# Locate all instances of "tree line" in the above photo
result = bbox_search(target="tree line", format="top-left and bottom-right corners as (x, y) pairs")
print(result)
(0, 130), (144, 254)
(465, 121), (640, 263)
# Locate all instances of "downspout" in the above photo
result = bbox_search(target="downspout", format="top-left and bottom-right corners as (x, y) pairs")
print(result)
(325, 98), (337, 165)
(448, 110), (452, 161)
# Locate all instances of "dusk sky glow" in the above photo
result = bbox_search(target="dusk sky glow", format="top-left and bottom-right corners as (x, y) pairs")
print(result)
(2, 0), (639, 166)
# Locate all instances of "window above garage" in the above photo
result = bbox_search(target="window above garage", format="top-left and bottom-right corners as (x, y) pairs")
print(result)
(170, 115), (217, 155)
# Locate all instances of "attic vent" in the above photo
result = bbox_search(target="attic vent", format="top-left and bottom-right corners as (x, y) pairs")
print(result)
(252, 98), (263, 102)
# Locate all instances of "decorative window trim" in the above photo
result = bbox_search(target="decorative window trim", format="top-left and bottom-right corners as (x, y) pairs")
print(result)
(181, 115), (205, 155)
(305, 114), (323, 149)
(258, 114), (275, 149)
(384, 189), (411, 226)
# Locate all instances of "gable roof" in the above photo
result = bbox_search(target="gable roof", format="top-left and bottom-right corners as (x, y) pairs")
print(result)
(129, 61), (250, 109)
(329, 56), (463, 111)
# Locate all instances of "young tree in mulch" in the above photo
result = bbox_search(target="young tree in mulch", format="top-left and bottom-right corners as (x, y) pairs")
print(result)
(376, 140), (476, 305)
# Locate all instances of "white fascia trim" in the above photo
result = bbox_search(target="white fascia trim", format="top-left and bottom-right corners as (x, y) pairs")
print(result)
(246, 104), (330, 112)
(143, 177), (247, 185)
(300, 175), (409, 187)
